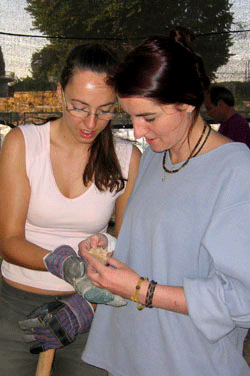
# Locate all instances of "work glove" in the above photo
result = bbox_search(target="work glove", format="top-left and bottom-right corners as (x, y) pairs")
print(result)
(44, 234), (126, 306)
(19, 294), (93, 353)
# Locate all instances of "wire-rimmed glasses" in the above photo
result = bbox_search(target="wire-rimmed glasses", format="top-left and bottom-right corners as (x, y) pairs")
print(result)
(62, 90), (120, 121)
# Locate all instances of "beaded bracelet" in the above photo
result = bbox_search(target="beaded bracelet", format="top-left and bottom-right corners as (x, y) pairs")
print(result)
(145, 280), (157, 308)
(131, 276), (149, 310)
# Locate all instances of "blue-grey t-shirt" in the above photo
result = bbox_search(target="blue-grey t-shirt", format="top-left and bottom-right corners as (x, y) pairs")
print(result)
(83, 143), (250, 376)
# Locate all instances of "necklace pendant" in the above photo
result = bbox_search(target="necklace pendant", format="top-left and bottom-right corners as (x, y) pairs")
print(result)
(162, 175), (166, 182)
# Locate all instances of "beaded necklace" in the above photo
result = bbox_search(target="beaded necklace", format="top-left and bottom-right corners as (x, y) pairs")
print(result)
(162, 123), (211, 177)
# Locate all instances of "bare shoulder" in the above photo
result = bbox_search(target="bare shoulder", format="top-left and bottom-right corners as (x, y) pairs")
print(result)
(1, 126), (24, 153)
(129, 144), (141, 173)
(0, 127), (25, 168)
(132, 144), (142, 160)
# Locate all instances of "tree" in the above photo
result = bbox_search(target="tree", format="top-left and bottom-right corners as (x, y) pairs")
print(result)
(31, 44), (69, 82)
(0, 46), (5, 77)
(26, 0), (233, 79)
(11, 76), (56, 92)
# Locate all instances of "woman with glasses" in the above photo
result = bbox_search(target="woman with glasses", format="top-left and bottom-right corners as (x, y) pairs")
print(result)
(80, 30), (250, 375)
(0, 43), (141, 375)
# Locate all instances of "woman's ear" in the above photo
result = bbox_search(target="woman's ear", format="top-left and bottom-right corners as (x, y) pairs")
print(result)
(182, 104), (195, 113)
(176, 103), (195, 113)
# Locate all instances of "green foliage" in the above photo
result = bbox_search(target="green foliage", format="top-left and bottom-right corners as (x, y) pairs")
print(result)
(26, 0), (233, 80)
(11, 76), (56, 92)
(0, 46), (5, 77)
(31, 43), (71, 82)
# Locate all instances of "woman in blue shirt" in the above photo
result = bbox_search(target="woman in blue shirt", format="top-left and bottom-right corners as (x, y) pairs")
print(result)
(80, 28), (250, 376)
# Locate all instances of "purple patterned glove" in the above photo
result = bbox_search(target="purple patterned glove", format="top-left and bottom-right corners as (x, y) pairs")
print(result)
(19, 294), (93, 354)
(44, 245), (87, 285)
(44, 242), (126, 307)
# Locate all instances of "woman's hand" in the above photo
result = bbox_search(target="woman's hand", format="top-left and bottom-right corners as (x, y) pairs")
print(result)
(78, 233), (109, 254)
(82, 251), (188, 314)
(81, 251), (142, 301)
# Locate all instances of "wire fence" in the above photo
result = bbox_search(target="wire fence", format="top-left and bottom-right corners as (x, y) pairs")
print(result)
(1, 29), (250, 82)
(1, 1), (250, 126)
(1, 24), (250, 82)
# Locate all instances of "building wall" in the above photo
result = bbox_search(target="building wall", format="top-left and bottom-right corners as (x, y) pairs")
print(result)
(0, 91), (62, 114)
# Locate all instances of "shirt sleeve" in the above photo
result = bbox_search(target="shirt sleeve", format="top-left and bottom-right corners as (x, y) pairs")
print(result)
(184, 203), (250, 342)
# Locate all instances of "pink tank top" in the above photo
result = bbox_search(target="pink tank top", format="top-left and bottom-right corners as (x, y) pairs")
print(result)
(1, 122), (133, 291)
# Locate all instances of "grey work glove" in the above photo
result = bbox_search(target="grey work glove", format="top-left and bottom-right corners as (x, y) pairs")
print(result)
(19, 294), (93, 353)
(44, 235), (126, 307)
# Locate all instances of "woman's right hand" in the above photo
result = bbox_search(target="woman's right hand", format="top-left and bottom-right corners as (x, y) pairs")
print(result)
(81, 251), (142, 301)
(78, 233), (109, 255)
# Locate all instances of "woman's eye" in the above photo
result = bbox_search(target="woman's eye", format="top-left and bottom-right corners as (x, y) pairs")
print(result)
(99, 109), (110, 114)
(144, 117), (155, 123)
(73, 107), (88, 112)
(99, 106), (115, 114)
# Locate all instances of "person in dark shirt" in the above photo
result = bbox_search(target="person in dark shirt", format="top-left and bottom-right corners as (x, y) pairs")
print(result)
(205, 85), (250, 148)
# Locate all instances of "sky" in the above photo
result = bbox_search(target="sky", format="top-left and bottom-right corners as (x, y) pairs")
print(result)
(0, 0), (250, 80)
(216, 0), (250, 81)
(0, 0), (47, 77)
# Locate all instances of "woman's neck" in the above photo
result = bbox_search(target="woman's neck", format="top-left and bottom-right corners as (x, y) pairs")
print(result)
(51, 117), (90, 154)
(169, 115), (206, 165)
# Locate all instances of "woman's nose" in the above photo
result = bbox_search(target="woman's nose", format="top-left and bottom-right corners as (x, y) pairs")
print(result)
(84, 113), (98, 129)
(133, 119), (147, 139)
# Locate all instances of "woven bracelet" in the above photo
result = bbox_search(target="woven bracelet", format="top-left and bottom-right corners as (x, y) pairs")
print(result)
(145, 280), (157, 308)
(131, 276), (148, 311)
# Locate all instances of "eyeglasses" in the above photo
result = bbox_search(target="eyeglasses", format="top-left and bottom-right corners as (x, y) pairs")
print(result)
(62, 90), (120, 121)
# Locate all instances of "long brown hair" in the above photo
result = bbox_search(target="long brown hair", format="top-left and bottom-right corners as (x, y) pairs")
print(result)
(60, 43), (125, 193)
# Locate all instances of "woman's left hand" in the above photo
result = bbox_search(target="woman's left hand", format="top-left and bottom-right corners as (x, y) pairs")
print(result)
(82, 252), (189, 314)
(81, 251), (141, 300)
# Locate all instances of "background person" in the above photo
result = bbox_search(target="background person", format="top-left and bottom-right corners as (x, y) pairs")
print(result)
(205, 85), (250, 147)
(0, 43), (141, 376)
(79, 32), (250, 376)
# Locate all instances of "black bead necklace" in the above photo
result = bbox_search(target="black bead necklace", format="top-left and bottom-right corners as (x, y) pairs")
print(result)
(162, 123), (211, 175)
